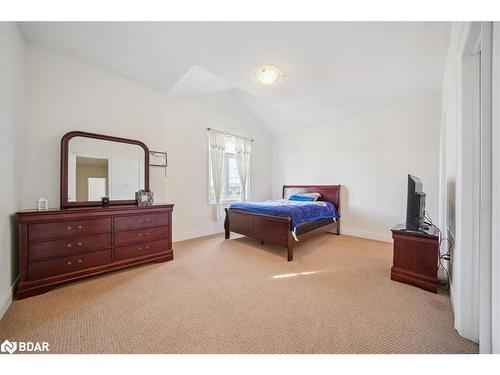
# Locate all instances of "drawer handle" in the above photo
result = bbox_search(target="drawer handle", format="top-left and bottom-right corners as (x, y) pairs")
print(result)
(67, 261), (72, 265)
(66, 225), (83, 231)
(67, 243), (72, 248)
(77, 259), (83, 263)
(145, 245), (150, 250)
(145, 219), (150, 222)
(77, 242), (83, 247)
(145, 232), (149, 236)
(138, 233), (143, 237)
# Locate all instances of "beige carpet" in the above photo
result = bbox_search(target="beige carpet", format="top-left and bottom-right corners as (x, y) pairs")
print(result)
(0, 233), (478, 354)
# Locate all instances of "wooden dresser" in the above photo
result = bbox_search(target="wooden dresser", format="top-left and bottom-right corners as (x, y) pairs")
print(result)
(16, 204), (173, 299)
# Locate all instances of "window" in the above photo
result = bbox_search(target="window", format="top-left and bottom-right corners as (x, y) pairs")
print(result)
(209, 134), (249, 203)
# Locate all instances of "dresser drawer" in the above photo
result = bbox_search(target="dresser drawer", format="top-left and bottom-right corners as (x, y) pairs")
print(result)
(114, 226), (170, 247)
(114, 239), (169, 261)
(29, 233), (112, 261)
(29, 218), (112, 242)
(28, 249), (112, 280)
(114, 213), (169, 232)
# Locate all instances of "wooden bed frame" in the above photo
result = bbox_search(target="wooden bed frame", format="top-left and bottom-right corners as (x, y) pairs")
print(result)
(224, 185), (341, 261)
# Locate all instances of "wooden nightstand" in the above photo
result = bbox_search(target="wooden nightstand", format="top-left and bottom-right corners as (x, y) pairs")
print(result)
(390, 223), (440, 293)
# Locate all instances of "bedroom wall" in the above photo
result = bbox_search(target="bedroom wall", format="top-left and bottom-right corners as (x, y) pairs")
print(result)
(272, 96), (441, 242)
(0, 23), (24, 319)
(162, 93), (273, 240)
(22, 45), (272, 242)
(439, 23), (466, 324)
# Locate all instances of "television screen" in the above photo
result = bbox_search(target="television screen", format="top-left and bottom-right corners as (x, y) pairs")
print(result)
(406, 174), (425, 230)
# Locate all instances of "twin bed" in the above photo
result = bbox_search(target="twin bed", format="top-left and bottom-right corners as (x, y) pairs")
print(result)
(224, 185), (341, 261)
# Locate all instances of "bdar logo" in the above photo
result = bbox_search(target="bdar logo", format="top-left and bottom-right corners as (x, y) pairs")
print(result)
(0, 340), (49, 354)
(1, 340), (17, 354)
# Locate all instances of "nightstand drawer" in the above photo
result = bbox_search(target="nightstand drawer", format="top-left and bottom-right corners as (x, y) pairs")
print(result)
(28, 249), (112, 280)
(29, 233), (112, 261)
(29, 218), (111, 241)
(114, 213), (169, 232)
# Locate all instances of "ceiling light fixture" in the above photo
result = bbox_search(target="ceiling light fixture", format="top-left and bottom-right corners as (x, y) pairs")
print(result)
(255, 65), (282, 85)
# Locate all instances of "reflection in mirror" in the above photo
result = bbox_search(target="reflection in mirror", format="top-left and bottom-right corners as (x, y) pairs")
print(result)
(68, 137), (145, 202)
(76, 157), (109, 201)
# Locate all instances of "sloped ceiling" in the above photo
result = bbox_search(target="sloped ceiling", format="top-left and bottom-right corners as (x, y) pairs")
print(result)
(18, 22), (450, 135)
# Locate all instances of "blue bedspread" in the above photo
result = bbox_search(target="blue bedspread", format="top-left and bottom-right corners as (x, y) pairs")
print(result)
(229, 200), (340, 231)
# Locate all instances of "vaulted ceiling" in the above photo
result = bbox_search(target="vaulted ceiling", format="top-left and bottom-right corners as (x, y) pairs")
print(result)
(19, 22), (450, 135)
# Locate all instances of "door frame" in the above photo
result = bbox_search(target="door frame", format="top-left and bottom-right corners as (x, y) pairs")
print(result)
(478, 22), (493, 354)
(491, 22), (500, 354)
(455, 21), (481, 343)
(454, 21), (494, 352)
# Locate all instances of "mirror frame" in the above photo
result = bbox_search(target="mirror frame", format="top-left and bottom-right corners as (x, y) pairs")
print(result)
(60, 131), (150, 208)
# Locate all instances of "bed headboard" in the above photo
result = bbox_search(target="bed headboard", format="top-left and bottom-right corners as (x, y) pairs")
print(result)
(282, 185), (341, 212)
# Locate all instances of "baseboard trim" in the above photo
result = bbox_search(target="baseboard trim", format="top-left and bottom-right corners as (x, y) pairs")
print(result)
(174, 226), (392, 244)
(341, 227), (392, 243)
(0, 276), (19, 321)
(173, 227), (224, 243)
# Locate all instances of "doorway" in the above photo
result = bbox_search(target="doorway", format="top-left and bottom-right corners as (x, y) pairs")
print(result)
(457, 22), (493, 353)
(88, 177), (107, 201)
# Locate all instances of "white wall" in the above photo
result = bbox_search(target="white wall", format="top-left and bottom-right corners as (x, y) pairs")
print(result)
(22, 45), (166, 208)
(439, 24), (465, 333)
(272, 97), (440, 242)
(440, 24), (465, 242)
(22, 45), (273, 242)
(163, 93), (272, 240)
(440, 22), (476, 342)
(0, 23), (24, 319)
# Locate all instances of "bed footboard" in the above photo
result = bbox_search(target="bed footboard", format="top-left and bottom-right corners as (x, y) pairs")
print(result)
(224, 208), (294, 261)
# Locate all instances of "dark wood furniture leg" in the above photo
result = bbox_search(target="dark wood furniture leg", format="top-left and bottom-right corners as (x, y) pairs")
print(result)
(287, 233), (294, 261)
(224, 208), (230, 239)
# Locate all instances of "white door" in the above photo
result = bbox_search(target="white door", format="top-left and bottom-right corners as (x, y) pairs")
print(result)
(88, 177), (106, 201)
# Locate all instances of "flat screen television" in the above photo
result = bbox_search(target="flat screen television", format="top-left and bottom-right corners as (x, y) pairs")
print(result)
(406, 174), (426, 231)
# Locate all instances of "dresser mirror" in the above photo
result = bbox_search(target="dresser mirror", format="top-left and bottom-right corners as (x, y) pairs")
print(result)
(61, 131), (149, 208)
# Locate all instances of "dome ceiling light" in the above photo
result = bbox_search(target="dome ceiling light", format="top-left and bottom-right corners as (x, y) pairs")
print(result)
(255, 65), (283, 85)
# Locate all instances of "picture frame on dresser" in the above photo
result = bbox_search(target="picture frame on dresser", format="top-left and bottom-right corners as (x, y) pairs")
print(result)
(15, 131), (174, 299)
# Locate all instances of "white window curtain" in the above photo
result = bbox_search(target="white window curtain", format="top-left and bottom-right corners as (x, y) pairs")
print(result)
(209, 129), (226, 220)
(235, 136), (252, 201)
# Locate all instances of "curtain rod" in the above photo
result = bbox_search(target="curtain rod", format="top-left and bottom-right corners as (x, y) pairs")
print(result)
(207, 128), (254, 142)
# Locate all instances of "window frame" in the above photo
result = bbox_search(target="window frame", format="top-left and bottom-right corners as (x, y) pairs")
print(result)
(208, 134), (250, 205)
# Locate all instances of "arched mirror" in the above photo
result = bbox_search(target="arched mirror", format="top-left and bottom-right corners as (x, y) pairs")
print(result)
(60, 131), (149, 208)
